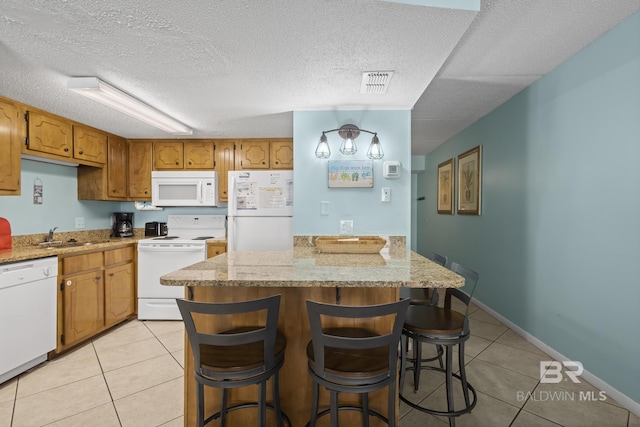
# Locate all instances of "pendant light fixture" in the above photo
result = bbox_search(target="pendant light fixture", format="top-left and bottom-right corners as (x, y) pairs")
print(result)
(315, 124), (384, 160)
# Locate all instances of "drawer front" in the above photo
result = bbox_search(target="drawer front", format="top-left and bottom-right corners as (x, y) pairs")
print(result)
(104, 246), (135, 266)
(62, 252), (103, 276)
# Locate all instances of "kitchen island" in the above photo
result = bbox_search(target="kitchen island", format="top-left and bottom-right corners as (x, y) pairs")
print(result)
(161, 244), (464, 427)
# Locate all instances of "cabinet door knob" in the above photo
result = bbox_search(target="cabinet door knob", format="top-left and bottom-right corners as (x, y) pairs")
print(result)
(64, 148), (69, 152)
(79, 150), (84, 155)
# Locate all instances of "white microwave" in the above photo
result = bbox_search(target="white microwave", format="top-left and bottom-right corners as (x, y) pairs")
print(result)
(151, 171), (218, 207)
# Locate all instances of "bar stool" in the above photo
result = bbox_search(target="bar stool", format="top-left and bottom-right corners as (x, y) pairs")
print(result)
(400, 262), (479, 427)
(406, 252), (447, 306)
(177, 295), (290, 427)
(404, 252), (448, 373)
(305, 298), (410, 427)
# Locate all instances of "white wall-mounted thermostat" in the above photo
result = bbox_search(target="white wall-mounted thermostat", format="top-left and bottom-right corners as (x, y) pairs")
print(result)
(383, 161), (401, 178)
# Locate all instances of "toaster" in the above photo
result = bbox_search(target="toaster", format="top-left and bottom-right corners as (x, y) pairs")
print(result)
(145, 221), (168, 237)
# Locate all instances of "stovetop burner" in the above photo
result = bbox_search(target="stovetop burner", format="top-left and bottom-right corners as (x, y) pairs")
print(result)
(192, 236), (214, 240)
(152, 236), (179, 240)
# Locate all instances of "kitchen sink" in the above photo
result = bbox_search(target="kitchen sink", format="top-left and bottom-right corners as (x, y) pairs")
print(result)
(37, 241), (106, 249)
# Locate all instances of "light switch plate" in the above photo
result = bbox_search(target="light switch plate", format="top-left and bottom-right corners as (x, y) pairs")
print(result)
(75, 217), (85, 229)
(381, 188), (391, 202)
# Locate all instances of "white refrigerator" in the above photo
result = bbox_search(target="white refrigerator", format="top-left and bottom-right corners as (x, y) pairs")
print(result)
(227, 170), (294, 251)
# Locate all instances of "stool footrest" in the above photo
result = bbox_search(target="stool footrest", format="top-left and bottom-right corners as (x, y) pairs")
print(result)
(304, 404), (388, 427)
(205, 402), (292, 427)
(399, 366), (477, 418)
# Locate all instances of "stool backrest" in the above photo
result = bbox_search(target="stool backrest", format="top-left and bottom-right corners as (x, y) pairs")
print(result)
(177, 295), (281, 377)
(427, 252), (448, 267)
(306, 298), (410, 383)
(444, 262), (479, 335)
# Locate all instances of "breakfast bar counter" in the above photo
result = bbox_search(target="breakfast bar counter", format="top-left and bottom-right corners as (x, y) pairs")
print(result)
(161, 245), (464, 427)
(160, 246), (463, 289)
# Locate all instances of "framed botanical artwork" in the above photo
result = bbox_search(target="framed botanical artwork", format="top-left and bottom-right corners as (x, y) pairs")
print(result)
(328, 160), (373, 188)
(437, 158), (454, 214)
(457, 145), (482, 215)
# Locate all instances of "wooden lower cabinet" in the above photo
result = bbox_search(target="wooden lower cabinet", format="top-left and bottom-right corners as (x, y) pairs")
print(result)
(104, 247), (135, 327)
(206, 243), (226, 258)
(62, 270), (104, 345)
(57, 245), (135, 352)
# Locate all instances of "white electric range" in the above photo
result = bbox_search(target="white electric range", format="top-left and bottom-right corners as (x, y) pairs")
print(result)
(137, 214), (226, 320)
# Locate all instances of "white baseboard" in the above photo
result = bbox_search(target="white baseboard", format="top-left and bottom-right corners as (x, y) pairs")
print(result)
(471, 296), (640, 417)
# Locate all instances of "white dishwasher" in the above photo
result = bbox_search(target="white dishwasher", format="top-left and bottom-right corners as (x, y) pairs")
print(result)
(0, 256), (58, 384)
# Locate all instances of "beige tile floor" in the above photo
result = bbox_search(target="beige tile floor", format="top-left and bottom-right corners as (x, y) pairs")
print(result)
(1, 302), (638, 427)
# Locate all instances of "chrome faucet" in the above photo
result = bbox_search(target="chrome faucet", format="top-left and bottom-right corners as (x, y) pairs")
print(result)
(46, 227), (58, 243)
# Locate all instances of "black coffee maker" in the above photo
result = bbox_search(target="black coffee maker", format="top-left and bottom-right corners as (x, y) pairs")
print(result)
(112, 212), (134, 237)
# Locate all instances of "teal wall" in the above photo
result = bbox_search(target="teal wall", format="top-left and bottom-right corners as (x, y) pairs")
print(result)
(293, 110), (412, 242)
(417, 11), (640, 402)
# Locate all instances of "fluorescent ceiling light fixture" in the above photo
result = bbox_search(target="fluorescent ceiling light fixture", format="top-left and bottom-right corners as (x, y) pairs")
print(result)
(67, 77), (192, 135)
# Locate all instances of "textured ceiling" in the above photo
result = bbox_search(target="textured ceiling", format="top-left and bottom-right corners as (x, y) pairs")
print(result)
(1, 0), (639, 155)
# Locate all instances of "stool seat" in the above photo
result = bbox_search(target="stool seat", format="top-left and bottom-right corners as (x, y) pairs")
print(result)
(403, 305), (465, 336)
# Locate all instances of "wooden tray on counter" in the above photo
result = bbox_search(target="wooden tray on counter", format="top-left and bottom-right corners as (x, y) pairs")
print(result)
(315, 236), (387, 254)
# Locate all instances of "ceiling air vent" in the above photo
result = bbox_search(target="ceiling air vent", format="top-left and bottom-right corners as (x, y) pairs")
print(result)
(360, 71), (394, 94)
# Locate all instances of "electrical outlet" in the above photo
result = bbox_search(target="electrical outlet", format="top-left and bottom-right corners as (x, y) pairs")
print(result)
(339, 220), (354, 235)
(381, 187), (391, 202)
(75, 217), (85, 229)
(320, 201), (329, 216)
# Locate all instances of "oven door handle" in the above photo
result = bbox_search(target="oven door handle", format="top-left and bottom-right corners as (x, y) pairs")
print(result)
(138, 245), (204, 252)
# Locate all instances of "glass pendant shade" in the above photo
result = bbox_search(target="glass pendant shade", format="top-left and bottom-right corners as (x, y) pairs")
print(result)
(366, 135), (384, 160)
(315, 134), (331, 159)
(339, 132), (358, 155)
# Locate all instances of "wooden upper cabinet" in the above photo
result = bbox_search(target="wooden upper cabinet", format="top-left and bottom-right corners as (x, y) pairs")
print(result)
(107, 135), (127, 198)
(128, 140), (153, 200)
(153, 141), (183, 169)
(214, 140), (236, 201)
(237, 140), (269, 169)
(184, 140), (214, 169)
(73, 125), (107, 164)
(270, 140), (293, 169)
(25, 111), (73, 158)
(0, 99), (21, 194)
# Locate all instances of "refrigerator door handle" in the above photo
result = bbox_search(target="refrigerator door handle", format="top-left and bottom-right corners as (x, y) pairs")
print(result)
(229, 175), (236, 215)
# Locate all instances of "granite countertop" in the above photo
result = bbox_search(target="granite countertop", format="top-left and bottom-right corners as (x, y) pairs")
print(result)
(0, 230), (227, 265)
(0, 238), (139, 264)
(160, 246), (464, 289)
